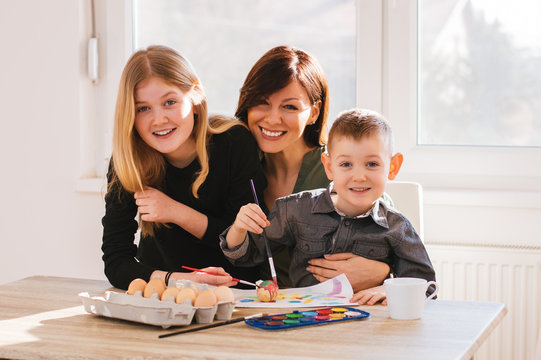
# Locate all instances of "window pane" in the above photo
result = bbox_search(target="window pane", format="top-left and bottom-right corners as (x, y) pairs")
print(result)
(419, 0), (541, 147)
(133, 0), (355, 122)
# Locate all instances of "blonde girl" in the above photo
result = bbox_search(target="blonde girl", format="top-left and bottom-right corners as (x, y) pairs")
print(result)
(102, 45), (265, 290)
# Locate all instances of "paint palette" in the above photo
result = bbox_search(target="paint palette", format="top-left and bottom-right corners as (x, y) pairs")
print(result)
(244, 307), (370, 330)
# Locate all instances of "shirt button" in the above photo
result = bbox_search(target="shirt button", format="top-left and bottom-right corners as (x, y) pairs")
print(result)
(368, 249), (375, 256)
(344, 220), (351, 227)
(303, 243), (309, 251)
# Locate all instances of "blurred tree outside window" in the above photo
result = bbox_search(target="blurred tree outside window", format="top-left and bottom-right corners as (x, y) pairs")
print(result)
(419, 0), (541, 147)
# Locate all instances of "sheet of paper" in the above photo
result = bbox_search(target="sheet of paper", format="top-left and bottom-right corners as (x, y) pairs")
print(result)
(231, 274), (357, 308)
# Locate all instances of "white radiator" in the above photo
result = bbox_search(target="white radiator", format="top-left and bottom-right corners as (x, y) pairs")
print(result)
(425, 244), (541, 360)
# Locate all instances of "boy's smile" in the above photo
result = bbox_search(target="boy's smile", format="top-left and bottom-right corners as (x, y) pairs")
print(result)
(322, 134), (391, 217)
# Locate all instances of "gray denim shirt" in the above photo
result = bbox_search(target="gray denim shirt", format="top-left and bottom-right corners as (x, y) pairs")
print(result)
(220, 185), (435, 288)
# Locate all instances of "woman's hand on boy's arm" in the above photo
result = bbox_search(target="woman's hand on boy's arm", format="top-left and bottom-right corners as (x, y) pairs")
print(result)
(350, 285), (387, 305)
(226, 204), (270, 248)
(307, 253), (390, 292)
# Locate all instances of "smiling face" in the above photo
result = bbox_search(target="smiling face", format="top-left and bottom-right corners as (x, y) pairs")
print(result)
(247, 80), (320, 155)
(322, 133), (392, 217)
(134, 76), (197, 167)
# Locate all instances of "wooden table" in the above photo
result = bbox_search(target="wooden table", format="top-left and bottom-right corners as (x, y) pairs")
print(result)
(0, 276), (506, 360)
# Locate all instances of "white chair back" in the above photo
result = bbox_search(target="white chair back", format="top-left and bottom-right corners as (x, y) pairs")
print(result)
(384, 181), (424, 241)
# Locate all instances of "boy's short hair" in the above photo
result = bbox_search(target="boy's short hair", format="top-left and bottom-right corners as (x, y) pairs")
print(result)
(328, 108), (394, 154)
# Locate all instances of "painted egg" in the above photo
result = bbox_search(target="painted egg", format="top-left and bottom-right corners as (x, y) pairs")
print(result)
(143, 278), (166, 298)
(256, 280), (278, 302)
(176, 287), (197, 305)
(127, 278), (147, 295)
(214, 285), (235, 302)
(161, 286), (180, 301)
(194, 288), (218, 307)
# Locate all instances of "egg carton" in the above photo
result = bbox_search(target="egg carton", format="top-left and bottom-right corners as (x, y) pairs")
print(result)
(79, 290), (235, 329)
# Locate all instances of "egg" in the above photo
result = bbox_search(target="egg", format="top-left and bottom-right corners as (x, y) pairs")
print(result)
(194, 288), (218, 307)
(256, 280), (278, 302)
(176, 287), (197, 305)
(161, 286), (180, 301)
(214, 286), (235, 302)
(177, 280), (200, 296)
(143, 278), (166, 298)
(127, 278), (147, 295)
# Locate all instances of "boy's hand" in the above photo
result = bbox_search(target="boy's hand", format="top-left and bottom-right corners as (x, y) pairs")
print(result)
(231, 203), (269, 235)
(226, 203), (269, 247)
(134, 186), (179, 223)
(350, 285), (387, 305)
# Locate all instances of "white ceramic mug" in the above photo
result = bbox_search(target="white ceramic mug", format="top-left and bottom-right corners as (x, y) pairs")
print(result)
(384, 277), (439, 320)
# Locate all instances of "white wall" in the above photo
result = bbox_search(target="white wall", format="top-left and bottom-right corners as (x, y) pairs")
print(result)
(0, 0), (106, 285)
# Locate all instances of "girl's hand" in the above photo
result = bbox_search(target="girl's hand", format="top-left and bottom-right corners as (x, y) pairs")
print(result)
(134, 186), (179, 223)
(191, 267), (237, 287)
(231, 203), (269, 235)
(306, 253), (390, 292)
(350, 285), (387, 305)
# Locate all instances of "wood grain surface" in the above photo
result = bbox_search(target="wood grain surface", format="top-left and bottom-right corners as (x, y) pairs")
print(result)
(0, 276), (506, 360)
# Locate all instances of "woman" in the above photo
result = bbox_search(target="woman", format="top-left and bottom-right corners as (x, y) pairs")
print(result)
(101, 45), (266, 290)
(235, 45), (390, 291)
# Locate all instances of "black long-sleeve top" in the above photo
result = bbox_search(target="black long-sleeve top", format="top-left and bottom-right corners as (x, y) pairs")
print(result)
(101, 125), (266, 289)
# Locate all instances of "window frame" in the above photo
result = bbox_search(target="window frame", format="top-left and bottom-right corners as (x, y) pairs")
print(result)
(77, 0), (133, 192)
(79, 0), (541, 196)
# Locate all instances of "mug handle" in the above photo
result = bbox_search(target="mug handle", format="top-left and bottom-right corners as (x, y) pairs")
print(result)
(425, 281), (439, 301)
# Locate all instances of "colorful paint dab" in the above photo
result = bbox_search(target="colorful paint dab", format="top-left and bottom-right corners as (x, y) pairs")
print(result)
(233, 274), (357, 308)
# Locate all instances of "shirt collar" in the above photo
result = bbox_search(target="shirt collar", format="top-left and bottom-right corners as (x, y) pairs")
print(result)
(312, 182), (389, 229)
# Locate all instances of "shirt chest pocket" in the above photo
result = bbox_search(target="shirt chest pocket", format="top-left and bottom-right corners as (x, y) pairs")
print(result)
(293, 222), (336, 256)
(352, 241), (390, 260)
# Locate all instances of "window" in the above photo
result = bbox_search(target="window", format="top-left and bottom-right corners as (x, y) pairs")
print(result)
(381, 0), (541, 191)
(133, 0), (357, 122)
(419, 0), (541, 147)
(83, 0), (541, 194)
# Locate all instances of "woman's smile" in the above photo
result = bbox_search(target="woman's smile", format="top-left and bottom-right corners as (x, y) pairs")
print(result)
(260, 126), (286, 139)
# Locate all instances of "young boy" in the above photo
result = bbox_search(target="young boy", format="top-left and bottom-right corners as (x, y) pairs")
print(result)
(220, 108), (435, 304)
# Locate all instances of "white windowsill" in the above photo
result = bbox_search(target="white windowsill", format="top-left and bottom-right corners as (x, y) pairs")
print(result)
(75, 176), (541, 211)
(424, 187), (541, 210)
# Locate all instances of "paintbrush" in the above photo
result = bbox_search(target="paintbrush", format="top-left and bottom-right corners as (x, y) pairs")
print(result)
(181, 265), (258, 287)
(249, 179), (278, 286)
(158, 313), (265, 338)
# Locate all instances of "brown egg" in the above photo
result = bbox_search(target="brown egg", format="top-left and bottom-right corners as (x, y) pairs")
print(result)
(176, 288), (197, 305)
(177, 280), (200, 296)
(161, 286), (180, 301)
(143, 278), (166, 298)
(214, 286), (235, 302)
(194, 288), (218, 307)
(127, 278), (147, 295)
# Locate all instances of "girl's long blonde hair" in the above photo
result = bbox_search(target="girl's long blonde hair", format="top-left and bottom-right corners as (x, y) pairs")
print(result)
(110, 45), (240, 237)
